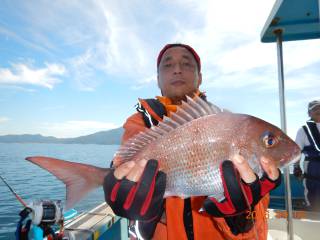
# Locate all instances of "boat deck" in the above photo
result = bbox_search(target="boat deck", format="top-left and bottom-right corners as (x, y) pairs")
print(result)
(63, 202), (128, 240)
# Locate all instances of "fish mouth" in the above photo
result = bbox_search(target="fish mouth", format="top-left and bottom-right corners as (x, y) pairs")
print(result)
(280, 152), (301, 166)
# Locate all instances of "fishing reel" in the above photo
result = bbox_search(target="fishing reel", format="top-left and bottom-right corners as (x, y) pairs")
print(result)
(28, 200), (63, 226)
(0, 175), (66, 238)
(16, 200), (65, 240)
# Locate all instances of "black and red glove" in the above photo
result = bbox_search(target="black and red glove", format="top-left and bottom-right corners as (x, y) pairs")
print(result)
(103, 159), (166, 221)
(203, 160), (281, 235)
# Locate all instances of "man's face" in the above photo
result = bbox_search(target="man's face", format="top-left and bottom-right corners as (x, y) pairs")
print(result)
(157, 47), (202, 102)
(310, 105), (320, 122)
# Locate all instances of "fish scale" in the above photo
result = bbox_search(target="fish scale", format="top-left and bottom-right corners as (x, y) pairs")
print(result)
(131, 115), (236, 198)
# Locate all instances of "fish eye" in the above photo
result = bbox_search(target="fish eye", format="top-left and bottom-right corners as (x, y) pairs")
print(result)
(267, 138), (274, 145)
(261, 131), (279, 148)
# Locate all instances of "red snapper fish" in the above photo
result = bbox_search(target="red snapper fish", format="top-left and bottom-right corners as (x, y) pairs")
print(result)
(26, 96), (301, 209)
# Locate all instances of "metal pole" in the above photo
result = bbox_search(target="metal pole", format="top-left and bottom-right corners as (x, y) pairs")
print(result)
(273, 28), (294, 240)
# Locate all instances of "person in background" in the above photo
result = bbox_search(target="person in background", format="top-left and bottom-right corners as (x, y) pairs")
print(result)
(294, 100), (320, 211)
(103, 43), (281, 239)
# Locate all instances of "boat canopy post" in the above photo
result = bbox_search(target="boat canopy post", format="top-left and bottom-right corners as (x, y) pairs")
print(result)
(273, 28), (294, 240)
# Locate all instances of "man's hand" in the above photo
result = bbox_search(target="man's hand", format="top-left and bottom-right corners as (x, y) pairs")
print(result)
(293, 164), (303, 178)
(203, 155), (281, 235)
(15, 207), (32, 240)
(103, 159), (166, 221)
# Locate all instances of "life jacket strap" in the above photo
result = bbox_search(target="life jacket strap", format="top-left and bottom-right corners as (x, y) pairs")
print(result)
(303, 121), (320, 152)
(136, 99), (167, 127)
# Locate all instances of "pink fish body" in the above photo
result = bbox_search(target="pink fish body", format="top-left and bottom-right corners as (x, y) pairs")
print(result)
(27, 96), (301, 208)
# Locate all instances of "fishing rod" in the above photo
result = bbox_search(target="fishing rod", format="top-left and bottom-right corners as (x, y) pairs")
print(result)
(0, 174), (63, 225)
(1, 174), (67, 239)
(0, 174), (28, 207)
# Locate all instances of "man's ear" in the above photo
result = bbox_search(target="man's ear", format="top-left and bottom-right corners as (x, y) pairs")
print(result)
(157, 74), (161, 88)
(196, 72), (202, 88)
(157, 74), (165, 96)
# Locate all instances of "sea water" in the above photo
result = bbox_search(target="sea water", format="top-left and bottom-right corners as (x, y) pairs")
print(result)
(0, 143), (118, 239)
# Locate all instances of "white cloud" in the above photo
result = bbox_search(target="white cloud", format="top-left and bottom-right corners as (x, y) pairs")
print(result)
(83, 1), (157, 78)
(131, 74), (157, 90)
(157, 1), (320, 95)
(0, 117), (9, 124)
(41, 120), (119, 138)
(0, 85), (36, 92)
(68, 49), (100, 91)
(0, 26), (52, 54)
(0, 1), (277, 91)
(3, 0), (319, 97)
(0, 63), (65, 89)
(8, 1), (158, 90)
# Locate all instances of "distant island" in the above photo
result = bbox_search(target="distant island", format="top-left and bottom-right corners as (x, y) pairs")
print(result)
(0, 127), (124, 145)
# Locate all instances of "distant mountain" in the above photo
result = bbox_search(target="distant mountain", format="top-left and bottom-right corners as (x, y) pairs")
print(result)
(0, 127), (124, 145)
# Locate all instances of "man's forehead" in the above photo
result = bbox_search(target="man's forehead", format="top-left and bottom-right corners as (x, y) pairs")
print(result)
(160, 47), (195, 61)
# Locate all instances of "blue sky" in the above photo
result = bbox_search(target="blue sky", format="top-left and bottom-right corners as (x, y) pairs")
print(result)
(0, 0), (319, 139)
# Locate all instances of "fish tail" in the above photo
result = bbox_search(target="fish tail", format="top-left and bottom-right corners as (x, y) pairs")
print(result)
(26, 156), (111, 209)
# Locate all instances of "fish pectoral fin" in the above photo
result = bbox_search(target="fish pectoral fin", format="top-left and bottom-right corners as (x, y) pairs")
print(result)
(26, 156), (110, 209)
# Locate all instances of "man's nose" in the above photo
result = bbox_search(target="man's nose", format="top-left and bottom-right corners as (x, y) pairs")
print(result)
(173, 63), (182, 74)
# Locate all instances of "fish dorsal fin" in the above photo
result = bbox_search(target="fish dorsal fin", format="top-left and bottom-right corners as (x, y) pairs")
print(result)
(115, 96), (221, 163)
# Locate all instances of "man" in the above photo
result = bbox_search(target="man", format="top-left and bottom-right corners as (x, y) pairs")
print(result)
(103, 43), (281, 239)
(294, 100), (320, 211)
